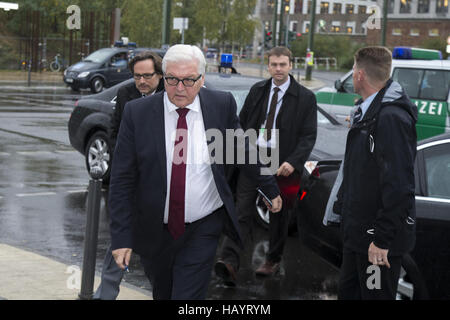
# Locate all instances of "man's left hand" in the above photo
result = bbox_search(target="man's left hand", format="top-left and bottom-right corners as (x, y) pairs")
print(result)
(263, 195), (282, 213)
(276, 162), (295, 177)
(368, 242), (390, 268)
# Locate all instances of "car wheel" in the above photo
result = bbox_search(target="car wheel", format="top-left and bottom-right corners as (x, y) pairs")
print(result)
(85, 131), (111, 184)
(396, 254), (429, 300)
(90, 77), (104, 93)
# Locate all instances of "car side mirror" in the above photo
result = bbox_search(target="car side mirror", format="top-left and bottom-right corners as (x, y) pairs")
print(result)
(335, 79), (343, 92)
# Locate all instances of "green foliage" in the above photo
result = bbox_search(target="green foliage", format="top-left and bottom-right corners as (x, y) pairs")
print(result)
(421, 37), (448, 60)
(291, 35), (366, 69)
(120, 0), (164, 47)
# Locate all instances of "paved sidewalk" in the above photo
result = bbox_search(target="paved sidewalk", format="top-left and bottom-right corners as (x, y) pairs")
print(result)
(0, 244), (152, 300)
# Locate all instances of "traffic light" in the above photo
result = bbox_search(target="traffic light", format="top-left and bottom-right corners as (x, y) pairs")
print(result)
(265, 31), (272, 43)
(288, 31), (302, 42)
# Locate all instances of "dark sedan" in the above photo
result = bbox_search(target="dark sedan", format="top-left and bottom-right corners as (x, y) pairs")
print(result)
(297, 132), (450, 299)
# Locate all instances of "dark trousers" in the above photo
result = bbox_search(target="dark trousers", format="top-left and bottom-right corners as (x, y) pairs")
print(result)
(140, 208), (225, 300)
(93, 245), (124, 300)
(338, 249), (402, 300)
(218, 172), (289, 270)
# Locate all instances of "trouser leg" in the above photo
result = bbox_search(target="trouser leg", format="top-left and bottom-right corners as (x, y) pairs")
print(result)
(93, 245), (125, 300)
(141, 209), (224, 300)
(338, 250), (362, 300)
(218, 173), (257, 270)
(266, 200), (290, 263)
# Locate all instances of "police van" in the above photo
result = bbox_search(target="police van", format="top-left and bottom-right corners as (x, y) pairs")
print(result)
(315, 47), (450, 141)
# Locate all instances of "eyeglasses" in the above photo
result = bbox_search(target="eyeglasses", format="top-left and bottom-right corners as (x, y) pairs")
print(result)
(133, 72), (157, 80)
(164, 74), (202, 87)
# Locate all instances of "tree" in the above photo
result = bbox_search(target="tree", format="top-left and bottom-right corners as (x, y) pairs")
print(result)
(120, 0), (164, 47)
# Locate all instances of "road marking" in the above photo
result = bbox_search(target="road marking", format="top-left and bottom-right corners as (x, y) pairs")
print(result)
(0, 152), (11, 156)
(66, 190), (87, 194)
(16, 192), (57, 197)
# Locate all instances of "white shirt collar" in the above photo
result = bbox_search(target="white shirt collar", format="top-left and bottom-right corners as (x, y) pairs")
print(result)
(271, 76), (290, 93)
(359, 91), (378, 119)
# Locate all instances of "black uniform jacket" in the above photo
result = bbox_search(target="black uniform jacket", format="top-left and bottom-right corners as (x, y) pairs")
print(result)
(335, 80), (418, 256)
(239, 74), (317, 174)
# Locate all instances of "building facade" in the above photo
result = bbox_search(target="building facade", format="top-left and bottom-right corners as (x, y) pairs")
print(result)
(255, 0), (449, 48)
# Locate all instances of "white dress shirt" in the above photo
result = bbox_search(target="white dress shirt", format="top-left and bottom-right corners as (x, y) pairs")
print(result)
(257, 77), (291, 148)
(163, 92), (223, 223)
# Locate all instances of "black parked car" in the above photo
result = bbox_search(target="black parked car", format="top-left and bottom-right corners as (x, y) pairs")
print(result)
(64, 47), (166, 93)
(297, 132), (450, 299)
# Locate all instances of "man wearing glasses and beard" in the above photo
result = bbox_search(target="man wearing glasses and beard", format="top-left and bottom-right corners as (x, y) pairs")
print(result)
(94, 51), (164, 300)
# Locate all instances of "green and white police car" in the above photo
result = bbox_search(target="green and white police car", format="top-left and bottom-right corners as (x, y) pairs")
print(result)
(315, 47), (450, 141)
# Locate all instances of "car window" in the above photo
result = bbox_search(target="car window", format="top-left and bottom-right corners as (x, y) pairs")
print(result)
(83, 49), (115, 64)
(423, 142), (450, 199)
(392, 68), (423, 98)
(420, 70), (449, 101)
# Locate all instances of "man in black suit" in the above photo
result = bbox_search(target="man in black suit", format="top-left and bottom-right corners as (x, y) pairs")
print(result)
(109, 44), (282, 300)
(94, 51), (164, 300)
(109, 51), (164, 148)
(215, 46), (317, 284)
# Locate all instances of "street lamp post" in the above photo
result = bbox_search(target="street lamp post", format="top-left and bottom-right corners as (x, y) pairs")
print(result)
(305, 0), (316, 81)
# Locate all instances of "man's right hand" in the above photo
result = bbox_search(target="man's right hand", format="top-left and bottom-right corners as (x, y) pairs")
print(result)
(112, 248), (132, 270)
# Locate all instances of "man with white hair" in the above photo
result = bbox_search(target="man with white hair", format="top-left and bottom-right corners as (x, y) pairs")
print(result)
(108, 44), (282, 300)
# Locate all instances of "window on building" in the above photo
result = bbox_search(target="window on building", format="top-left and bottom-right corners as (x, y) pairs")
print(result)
(418, 0), (430, 13)
(400, 0), (412, 13)
(388, 0), (395, 13)
(320, 2), (330, 14)
(347, 27), (353, 34)
(436, 0), (449, 13)
(392, 28), (402, 36)
(429, 28), (439, 36)
(331, 26), (341, 32)
(333, 3), (342, 14)
(346, 4), (354, 14)
(410, 28), (420, 36)
(359, 5), (367, 14)
(295, 0), (303, 13)
(307, 0), (312, 14)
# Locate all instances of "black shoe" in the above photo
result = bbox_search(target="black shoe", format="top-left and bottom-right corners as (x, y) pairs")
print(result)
(214, 259), (237, 287)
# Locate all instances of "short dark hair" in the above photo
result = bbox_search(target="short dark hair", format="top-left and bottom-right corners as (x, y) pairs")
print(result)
(129, 51), (163, 75)
(267, 46), (293, 63)
(354, 46), (392, 83)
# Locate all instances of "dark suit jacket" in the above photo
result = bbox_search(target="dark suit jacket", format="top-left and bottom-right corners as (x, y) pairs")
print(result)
(239, 74), (317, 174)
(109, 88), (280, 258)
(110, 79), (164, 147)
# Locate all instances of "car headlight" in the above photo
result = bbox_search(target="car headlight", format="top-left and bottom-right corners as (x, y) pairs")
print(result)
(78, 71), (90, 78)
(64, 69), (67, 76)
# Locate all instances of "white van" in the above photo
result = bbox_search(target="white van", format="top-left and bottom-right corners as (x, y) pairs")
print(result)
(316, 47), (450, 141)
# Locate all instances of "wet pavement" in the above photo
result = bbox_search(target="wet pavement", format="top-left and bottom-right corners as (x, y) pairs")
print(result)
(0, 82), (340, 299)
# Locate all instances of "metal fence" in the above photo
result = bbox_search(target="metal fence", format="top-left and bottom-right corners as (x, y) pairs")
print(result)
(293, 57), (338, 70)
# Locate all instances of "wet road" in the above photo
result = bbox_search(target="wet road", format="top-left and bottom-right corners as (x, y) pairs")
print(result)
(0, 83), (340, 299)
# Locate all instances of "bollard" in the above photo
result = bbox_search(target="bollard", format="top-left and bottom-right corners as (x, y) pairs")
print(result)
(78, 166), (104, 300)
